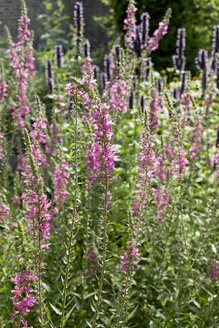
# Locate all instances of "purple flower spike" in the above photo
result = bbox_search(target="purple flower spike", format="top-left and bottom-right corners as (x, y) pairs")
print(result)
(100, 72), (106, 89)
(74, 2), (84, 59)
(209, 26), (219, 73)
(142, 58), (152, 80)
(172, 28), (186, 71)
(55, 45), (63, 68)
(84, 39), (91, 59)
(140, 12), (150, 49)
(195, 49), (208, 90)
(104, 55), (111, 81)
(140, 94), (145, 112)
(46, 59), (54, 93)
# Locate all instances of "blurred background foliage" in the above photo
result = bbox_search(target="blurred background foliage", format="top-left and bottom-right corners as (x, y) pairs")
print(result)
(97, 0), (219, 74)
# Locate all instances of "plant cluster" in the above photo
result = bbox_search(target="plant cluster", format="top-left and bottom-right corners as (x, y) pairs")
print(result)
(0, 1), (218, 327)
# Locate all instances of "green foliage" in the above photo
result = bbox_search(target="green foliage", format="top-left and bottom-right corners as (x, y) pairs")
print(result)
(38, 0), (71, 49)
(0, 1), (219, 327)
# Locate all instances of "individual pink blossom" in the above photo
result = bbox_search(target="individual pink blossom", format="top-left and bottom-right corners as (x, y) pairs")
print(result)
(120, 242), (140, 271)
(10, 271), (36, 318)
(42, 243), (51, 249)
(54, 162), (70, 203)
(21, 319), (33, 328)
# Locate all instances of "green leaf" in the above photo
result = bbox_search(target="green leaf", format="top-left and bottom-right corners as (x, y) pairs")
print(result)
(191, 299), (201, 309)
(65, 304), (76, 322)
(84, 292), (96, 300)
(127, 305), (139, 320)
(211, 244), (217, 254)
(49, 303), (61, 316)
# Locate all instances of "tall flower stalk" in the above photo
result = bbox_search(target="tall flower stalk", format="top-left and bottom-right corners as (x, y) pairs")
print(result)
(196, 49), (208, 92)
(46, 59), (55, 94)
(116, 216), (140, 328)
(7, 0), (35, 127)
(22, 129), (52, 326)
(165, 92), (189, 252)
(60, 83), (80, 328)
(66, 76), (115, 327)
(172, 28), (186, 71)
(146, 9), (171, 55)
(123, 0), (137, 48)
(74, 2), (84, 59)
(55, 44), (64, 68)
(209, 25), (219, 72)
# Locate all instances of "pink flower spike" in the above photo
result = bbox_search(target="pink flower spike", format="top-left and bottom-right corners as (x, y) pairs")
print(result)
(120, 241), (140, 272)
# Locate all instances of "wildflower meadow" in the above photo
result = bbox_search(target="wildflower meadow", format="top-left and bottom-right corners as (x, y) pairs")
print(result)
(0, 0), (218, 327)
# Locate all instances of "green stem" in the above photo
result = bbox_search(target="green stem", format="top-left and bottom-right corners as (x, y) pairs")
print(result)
(38, 232), (44, 326)
(92, 175), (108, 328)
(116, 271), (130, 328)
(61, 106), (78, 327)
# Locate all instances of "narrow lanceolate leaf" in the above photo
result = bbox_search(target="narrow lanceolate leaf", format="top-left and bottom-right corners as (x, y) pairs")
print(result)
(50, 303), (62, 316)
(65, 304), (76, 321)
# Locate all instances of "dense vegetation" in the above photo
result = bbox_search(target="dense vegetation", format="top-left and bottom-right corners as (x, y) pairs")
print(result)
(0, 0), (218, 327)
